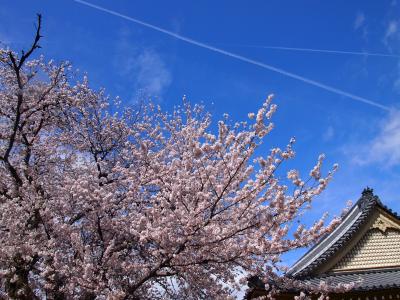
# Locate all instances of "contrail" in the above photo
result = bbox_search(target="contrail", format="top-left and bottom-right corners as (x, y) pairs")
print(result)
(219, 45), (400, 59)
(73, 0), (390, 111)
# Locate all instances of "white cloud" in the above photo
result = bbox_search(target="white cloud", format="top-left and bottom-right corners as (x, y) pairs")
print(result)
(354, 12), (365, 30)
(394, 77), (400, 93)
(384, 20), (399, 46)
(323, 125), (335, 142)
(381, 18), (400, 94)
(353, 110), (400, 166)
(387, 21), (398, 37)
(353, 12), (368, 40)
(130, 49), (172, 97)
(395, 60), (400, 93)
(114, 28), (172, 99)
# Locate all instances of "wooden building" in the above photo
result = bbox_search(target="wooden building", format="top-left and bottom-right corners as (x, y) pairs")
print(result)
(246, 188), (400, 299)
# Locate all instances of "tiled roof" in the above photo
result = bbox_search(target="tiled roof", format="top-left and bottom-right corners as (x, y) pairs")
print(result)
(305, 269), (400, 291)
(287, 188), (400, 278)
(244, 269), (400, 299)
(245, 189), (400, 299)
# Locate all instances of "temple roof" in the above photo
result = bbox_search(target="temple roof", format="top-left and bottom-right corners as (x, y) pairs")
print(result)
(304, 269), (400, 292)
(245, 189), (400, 299)
(245, 269), (400, 299)
(287, 188), (400, 278)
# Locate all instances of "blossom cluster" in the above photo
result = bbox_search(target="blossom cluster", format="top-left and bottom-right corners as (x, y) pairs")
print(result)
(0, 19), (345, 299)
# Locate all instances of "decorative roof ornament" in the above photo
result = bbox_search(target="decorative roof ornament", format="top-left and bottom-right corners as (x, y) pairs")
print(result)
(362, 187), (374, 196)
(359, 187), (380, 210)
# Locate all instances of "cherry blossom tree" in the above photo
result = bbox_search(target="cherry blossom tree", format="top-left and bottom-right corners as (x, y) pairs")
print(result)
(0, 15), (344, 299)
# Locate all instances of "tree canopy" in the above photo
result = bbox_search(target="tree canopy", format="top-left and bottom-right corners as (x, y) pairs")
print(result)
(0, 16), (347, 299)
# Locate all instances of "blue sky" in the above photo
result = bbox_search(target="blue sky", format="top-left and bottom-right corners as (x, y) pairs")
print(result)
(1, 0), (400, 265)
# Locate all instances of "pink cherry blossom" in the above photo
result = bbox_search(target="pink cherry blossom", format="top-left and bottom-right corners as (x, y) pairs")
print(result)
(0, 16), (347, 299)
